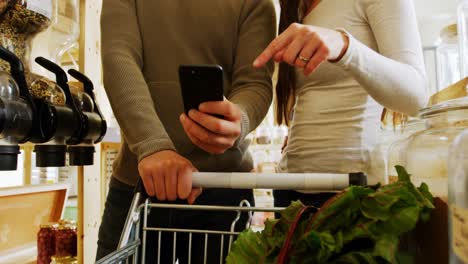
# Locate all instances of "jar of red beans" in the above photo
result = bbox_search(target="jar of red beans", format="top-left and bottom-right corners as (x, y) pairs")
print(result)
(37, 223), (58, 264)
(55, 223), (77, 258)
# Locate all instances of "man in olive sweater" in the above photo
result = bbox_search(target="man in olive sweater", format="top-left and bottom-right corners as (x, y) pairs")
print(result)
(97, 0), (276, 262)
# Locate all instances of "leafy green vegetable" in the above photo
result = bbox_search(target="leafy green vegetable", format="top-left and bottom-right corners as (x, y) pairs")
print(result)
(226, 166), (434, 264)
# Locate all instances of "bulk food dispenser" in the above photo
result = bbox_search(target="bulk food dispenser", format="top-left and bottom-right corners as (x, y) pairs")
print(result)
(66, 69), (106, 166)
(0, 46), (75, 168)
(31, 58), (106, 167)
(0, 45), (106, 169)
(0, 45), (33, 170)
(30, 57), (82, 167)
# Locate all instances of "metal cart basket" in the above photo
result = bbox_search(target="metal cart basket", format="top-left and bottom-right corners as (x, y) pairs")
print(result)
(96, 172), (366, 264)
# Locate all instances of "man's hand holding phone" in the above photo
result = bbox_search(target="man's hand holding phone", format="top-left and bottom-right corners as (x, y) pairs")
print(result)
(180, 98), (242, 154)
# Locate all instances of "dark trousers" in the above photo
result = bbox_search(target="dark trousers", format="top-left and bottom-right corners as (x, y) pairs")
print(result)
(273, 190), (336, 218)
(96, 177), (253, 264)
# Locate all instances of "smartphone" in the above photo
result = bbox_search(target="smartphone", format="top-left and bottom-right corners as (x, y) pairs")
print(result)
(179, 65), (224, 117)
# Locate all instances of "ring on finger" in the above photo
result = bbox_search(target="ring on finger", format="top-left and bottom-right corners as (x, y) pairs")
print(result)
(298, 55), (311, 63)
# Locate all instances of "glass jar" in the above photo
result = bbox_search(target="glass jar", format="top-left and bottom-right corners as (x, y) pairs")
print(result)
(252, 149), (268, 172)
(458, 0), (468, 78)
(255, 126), (272, 145)
(51, 256), (78, 264)
(387, 98), (468, 197)
(387, 97), (468, 263)
(272, 125), (288, 146)
(386, 119), (426, 184)
(48, 0), (79, 63)
(0, 0), (53, 81)
(29, 77), (66, 106)
(38, 167), (58, 184)
(69, 82), (93, 112)
(436, 24), (460, 90)
(448, 129), (468, 264)
(55, 223), (77, 258)
(0, 71), (33, 140)
(37, 223), (58, 264)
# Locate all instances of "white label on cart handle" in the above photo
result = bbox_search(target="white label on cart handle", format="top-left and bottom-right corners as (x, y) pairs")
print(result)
(230, 173), (257, 189)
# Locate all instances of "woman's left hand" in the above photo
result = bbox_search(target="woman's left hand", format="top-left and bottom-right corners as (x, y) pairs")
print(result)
(253, 23), (349, 75)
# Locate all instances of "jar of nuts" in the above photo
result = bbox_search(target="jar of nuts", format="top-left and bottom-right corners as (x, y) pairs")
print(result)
(0, 0), (53, 80)
(55, 222), (77, 258)
(37, 223), (58, 264)
(0, 0), (13, 16)
(29, 77), (66, 106)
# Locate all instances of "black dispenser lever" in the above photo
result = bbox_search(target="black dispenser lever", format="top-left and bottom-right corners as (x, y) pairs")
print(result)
(68, 69), (107, 143)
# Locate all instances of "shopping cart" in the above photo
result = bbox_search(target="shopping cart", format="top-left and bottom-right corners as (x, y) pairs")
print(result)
(96, 172), (367, 264)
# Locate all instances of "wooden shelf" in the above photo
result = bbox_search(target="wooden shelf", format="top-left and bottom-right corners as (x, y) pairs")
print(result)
(0, 184), (69, 263)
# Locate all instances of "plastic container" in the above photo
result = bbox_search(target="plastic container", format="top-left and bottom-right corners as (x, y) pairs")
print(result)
(448, 129), (468, 263)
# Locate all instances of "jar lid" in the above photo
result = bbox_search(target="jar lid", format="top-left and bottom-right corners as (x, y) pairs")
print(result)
(51, 256), (76, 263)
(58, 224), (77, 230)
(40, 223), (58, 229)
(419, 97), (468, 117)
(440, 24), (457, 39)
(59, 219), (76, 226)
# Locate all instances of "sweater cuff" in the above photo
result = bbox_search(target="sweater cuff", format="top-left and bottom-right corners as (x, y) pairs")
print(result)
(135, 139), (176, 162)
(331, 28), (356, 69)
(234, 106), (251, 147)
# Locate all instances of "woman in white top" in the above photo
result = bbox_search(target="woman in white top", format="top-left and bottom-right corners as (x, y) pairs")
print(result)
(254, 0), (427, 207)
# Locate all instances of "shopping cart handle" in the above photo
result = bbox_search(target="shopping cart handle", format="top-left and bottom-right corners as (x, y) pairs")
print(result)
(192, 172), (367, 191)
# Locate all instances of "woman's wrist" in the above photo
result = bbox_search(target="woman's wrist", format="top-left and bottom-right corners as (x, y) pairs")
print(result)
(328, 30), (350, 63)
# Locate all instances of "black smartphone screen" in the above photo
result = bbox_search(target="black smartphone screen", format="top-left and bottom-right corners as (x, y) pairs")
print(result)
(179, 65), (224, 116)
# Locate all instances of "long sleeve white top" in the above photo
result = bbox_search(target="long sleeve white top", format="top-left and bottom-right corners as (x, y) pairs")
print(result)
(280, 0), (428, 175)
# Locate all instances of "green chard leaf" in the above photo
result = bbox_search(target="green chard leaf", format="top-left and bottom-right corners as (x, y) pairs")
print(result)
(373, 235), (399, 263)
(331, 251), (382, 264)
(291, 231), (339, 264)
(309, 186), (374, 232)
(226, 229), (270, 264)
(226, 166), (435, 264)
(395, 165), (411, 182)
